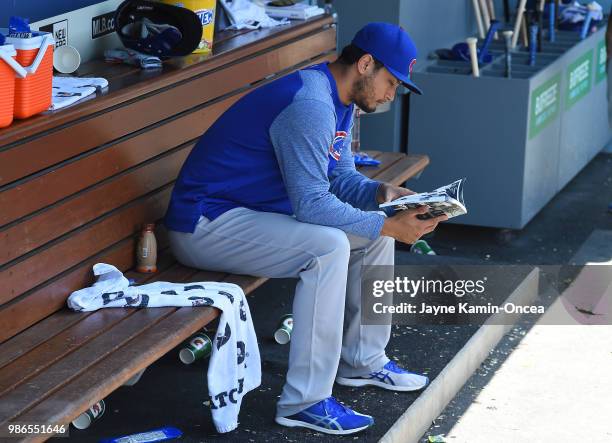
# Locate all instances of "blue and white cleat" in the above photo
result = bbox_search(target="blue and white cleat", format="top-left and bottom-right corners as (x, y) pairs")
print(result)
(275, 397), (374, 435)
(335, 360), (429, 392)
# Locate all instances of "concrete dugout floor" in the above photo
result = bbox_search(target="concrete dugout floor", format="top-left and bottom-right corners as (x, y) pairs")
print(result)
(58, 153), (612, 443)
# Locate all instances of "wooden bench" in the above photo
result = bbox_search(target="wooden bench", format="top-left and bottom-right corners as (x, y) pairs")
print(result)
(0, 15), (429, 441)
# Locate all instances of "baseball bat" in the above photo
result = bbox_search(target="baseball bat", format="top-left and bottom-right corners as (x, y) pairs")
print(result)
(512, 0), (528, 48)
(467, 37), (480, 77)
(471, 0), (486, 39)
(536, 2), (544, 52)
(479, 0), (491, 30)
(536, 4), (543, 51)
(486, 0), (499, 39)
(479, 19), (501, 63)
(521, 13), (529, 47)
(529, 24), (538, 66)
(548, 0), (556, 42)
(487, 0), (495, 19)
(580, 7), (595, 39)
(503, 30), (513, 78)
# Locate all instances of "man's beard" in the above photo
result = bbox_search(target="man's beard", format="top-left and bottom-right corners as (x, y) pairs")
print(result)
(351, 73), (377, 113)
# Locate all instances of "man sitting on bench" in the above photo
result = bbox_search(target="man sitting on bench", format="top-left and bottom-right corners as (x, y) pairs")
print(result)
(164, 22), (447, 435)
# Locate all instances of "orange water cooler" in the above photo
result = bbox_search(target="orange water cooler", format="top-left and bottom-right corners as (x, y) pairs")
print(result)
(0, 42), (26, 128)
(5, 33), (54, 120)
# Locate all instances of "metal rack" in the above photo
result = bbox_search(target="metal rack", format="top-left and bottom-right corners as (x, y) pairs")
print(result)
(408, 27), (610, 229)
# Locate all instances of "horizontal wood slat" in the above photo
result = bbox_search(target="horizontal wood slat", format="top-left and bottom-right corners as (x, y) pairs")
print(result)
(0, 239), (137, 344)
(0, 309), (174, 424)
(0, 16), (333, 148)
(374, 154), (430, 186)
(0, 187), (172, 305)
(0, 262), (205, 403)
(0, 267), (220, 425)
(11, 305), (222, 443)
(5, 269), (261, 439)
(0, 311), (91, 368)
(0, 50), (335, 228)
(0, 309), (137, 397)
(360, 152), (402, 179)
(0, 247), (177, 358)
(0, 29), (335, 186)
(0, 94), (235, 227)
(0, 146), (190, 266)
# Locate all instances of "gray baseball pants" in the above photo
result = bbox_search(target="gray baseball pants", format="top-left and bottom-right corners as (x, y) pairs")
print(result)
(168, 207), (393, 417)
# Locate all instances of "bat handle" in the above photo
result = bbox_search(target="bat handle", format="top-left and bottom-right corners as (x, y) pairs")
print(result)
(466, 37), (480, 77)
(503, 30), (513, 78)
(471, 0), (486, 39)
(486, 0), (499, 39)
(479, 0), (491, 29)
(479, 19), (500, 63)
(512, 0), (528, 48)
(548, 0), (555, 42)
(580, 9), (594, 40)
(537, 5), (543, 52)
(521, 15), (529, 48)
(529, 24), (538, 66)
(487, 0), (496, 21)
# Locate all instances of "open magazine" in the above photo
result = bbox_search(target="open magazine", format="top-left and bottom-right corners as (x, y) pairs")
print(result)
(379, 178), (467, 220)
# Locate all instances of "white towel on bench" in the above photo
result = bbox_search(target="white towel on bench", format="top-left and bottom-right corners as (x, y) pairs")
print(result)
(50, 76), (109, 111)
(67, 263), (261, 433)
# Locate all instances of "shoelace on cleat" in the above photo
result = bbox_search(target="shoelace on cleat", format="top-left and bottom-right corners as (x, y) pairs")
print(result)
(324, 397), (353, 416)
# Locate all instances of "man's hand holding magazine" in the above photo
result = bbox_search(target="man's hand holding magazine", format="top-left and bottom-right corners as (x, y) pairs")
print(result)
(377, 183), (448, 244)
(379, 179), (467, 244)
(381, 206), (447, 244)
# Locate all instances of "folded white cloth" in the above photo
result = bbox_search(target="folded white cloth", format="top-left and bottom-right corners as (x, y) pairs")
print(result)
(68, 263), (261, 433)
(50, 76), (109, 111)
(53, 76), (109, 89)
(219, 0), (289, 30)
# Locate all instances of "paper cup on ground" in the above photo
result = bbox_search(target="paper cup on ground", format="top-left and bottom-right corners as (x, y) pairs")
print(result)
(274, 314), (293, 344)
(179, 332), (212, 364)
(71, 399), (105, 429)
(53, 45), (80, 74)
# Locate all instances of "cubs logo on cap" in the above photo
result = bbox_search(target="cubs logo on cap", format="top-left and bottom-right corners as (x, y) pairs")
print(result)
(352, 22), (423, 95)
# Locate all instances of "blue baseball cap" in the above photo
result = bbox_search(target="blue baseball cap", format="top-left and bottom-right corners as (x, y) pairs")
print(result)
(351, 22), (423, 95)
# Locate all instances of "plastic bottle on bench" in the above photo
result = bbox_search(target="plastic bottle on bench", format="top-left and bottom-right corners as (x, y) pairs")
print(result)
(137, 223), (158, 273)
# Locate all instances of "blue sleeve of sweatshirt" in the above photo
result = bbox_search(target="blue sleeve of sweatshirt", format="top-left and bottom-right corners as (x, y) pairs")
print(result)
(269, 99), (384, 240)
(328, 125), (382, 211)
